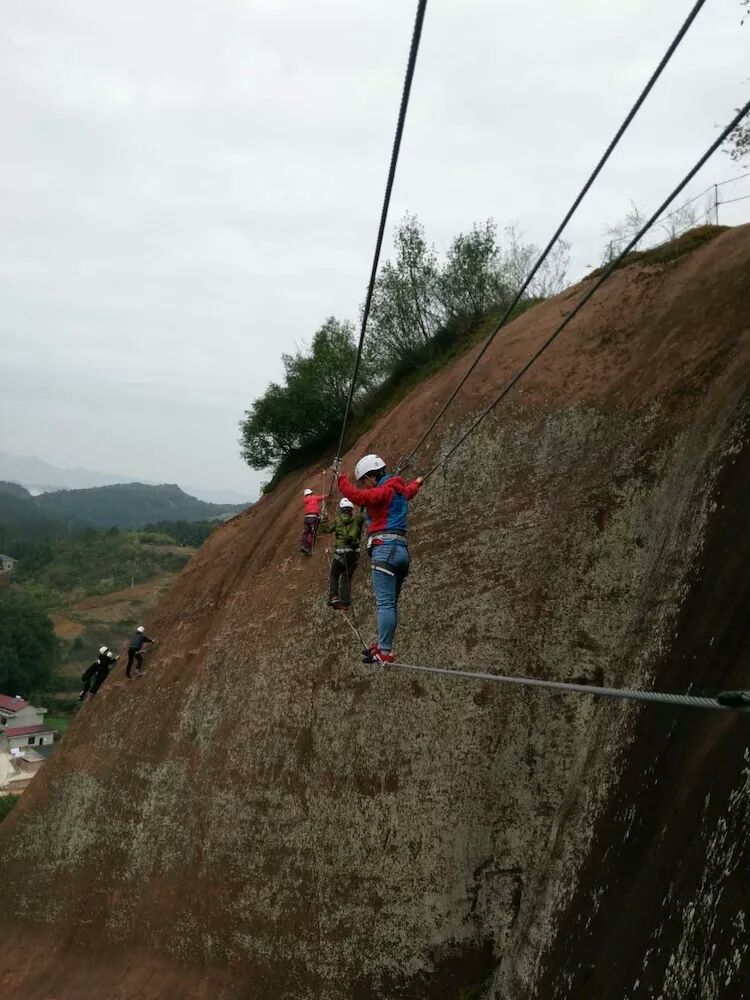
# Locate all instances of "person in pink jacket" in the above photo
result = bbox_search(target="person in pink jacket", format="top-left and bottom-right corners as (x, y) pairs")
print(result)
(300, 487), (326, 555)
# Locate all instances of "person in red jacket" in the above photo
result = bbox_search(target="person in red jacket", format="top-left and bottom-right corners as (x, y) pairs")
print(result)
(337, 453), (422, 663)
(300, 487), (326, 555)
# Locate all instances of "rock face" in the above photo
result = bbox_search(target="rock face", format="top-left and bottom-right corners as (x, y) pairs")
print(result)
(1, 227), (749, 1000)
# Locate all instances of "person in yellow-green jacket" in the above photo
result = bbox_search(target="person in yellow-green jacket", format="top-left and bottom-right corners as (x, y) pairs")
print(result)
(319, 498), (365, 610)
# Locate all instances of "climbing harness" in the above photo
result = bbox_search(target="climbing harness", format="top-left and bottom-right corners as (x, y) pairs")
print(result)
(398, 0), (707, 475)
(367, 530), (407, 550)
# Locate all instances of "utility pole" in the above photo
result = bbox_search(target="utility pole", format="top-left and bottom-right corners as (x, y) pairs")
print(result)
(715, 184), (720, 225)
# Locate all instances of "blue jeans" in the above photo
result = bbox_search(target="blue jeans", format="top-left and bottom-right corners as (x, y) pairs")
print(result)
(371, 542), (410, 652)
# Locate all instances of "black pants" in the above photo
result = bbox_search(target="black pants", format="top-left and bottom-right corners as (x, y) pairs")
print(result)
(329, 551), (359, 606)
(126, 648), (143, 677)
(89, 668), (109, 695)
(300, 515), (320, 554)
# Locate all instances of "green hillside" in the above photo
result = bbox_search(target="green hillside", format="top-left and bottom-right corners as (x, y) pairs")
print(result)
(0, 481), (247, 533)
(0, 482), (60, 549)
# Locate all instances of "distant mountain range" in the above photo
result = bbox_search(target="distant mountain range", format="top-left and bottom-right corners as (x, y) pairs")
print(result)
(0, 451), (252, 505)
(0, 480), (248, 534)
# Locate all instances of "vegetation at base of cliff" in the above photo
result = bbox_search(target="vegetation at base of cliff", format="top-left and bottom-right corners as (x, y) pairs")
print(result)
(0, 795), (20, 823)
(44, 715), (71, 734)
(241, 215), (569, 492)
(0, 588), (56, 694)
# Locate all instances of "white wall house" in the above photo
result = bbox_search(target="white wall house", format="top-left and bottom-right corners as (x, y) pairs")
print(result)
(0, 553), (16, 574)
(0, 694), (57, 751)
(0, 695), (57, 794)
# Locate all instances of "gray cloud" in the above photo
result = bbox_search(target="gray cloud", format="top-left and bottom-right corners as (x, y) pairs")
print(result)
(1, 0), (748, 497)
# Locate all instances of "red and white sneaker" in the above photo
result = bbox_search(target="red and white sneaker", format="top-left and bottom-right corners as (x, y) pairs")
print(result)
(362, 643), (379, 664)
(373, 649), (395, 665)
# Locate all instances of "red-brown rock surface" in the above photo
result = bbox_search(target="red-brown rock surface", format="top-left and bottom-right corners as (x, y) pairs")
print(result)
(2, 226), (749, 999)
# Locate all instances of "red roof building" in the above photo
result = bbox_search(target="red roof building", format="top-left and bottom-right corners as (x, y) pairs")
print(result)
(0, 694), (29, 713)
(0, 694), (57, 751)
(4, 725), (54, 738)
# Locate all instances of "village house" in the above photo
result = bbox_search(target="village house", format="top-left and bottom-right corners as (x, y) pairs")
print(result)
(0, 553), (16, 574)
(0, 695), (58, 794)
(0, 694), (57, 752)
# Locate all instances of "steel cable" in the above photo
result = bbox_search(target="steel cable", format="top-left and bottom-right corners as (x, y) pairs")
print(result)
(399, 0), (708, 473)
(422, 96), (750, 481)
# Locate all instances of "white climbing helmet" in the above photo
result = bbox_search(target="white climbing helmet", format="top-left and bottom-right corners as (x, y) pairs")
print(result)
(304, 488), (313, 496)
(339, 498), (355, 510)
(99, 645), (108, 655)
(136, 625), (145, 634)
(354, 454), (386, 481)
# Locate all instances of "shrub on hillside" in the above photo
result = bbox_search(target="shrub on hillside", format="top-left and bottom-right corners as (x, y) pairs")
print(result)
(0, 587), (56, 695)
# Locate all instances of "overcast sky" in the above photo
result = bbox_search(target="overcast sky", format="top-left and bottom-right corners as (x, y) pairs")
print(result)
(1, 0), (748, 499)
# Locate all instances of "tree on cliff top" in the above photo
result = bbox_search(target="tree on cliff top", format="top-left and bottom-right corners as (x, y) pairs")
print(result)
(239, 216), (570, 485)
(726, 112), (749, 162)
(240, 318), (370, 471)
(368, 216), (569, 369)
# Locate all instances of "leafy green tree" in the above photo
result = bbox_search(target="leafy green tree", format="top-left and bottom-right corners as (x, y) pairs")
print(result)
(370, 216), (569, 365)
(240, 317), (368, 471)
(369, 214), (443, 365)
(439, 220), (512, 322)
(240, 215), (572, 483)
(0, 588), (56, 695)
(727, 113), (749, 162)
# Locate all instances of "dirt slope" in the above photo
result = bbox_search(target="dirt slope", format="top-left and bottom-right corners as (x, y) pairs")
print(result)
(1, 226), (749, 1000)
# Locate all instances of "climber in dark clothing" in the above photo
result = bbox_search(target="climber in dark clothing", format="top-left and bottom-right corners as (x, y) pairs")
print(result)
(79, 647), (118, 700)
(319, 498), (365, 609)
(90, 649), (118, 696)
(126, 625), (156, 678)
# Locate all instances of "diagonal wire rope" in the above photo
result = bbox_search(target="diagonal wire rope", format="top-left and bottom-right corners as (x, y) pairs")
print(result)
(716, 168), (750, 187)
(422, 96), (750, 481)
(398, 0), (707, 473)
(393, 661), (750, 714)
(331, 0), (428, 482)
(719, 192), (750, 206)
(607, 170), (750, 250)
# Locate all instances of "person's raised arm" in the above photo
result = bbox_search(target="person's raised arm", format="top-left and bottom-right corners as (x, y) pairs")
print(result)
(338, 474), (392, 507)
(403, 476), (423, 500)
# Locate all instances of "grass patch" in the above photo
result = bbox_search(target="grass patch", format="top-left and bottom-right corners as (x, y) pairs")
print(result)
(0, 795), (20, 823)
(45, 715), (72, 734)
